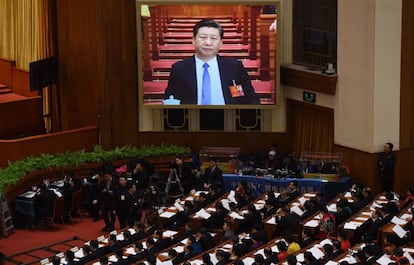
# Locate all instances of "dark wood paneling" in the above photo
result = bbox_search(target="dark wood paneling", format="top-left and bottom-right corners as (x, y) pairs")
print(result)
(0, 58), (15, 86)
(56, 0), (102, 130)
(333, 144), (380, 194)
(11, 67), (38, 97)
(0, 97), (43, 139)
(400, 0), (414, 148)
(334, 145), (414, 196)
(394, 148), (414, 196)
(281, 64), (337, 95)
(137, 132), (286, 158)
(0, 126), (99, 168)
(56, 0), (138, 148)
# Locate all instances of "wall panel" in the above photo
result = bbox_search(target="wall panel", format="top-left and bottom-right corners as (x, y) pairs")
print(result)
(400, 0), (414, 148)
(55, 0), (138, 148)
(137, 131), (286, 159)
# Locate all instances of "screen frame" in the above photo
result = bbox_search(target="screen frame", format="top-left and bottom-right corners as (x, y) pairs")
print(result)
(136, 0), (281, 110)
(29, 56), (57, 91)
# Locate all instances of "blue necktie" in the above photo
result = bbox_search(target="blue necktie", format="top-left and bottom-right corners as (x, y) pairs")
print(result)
(201, 63), (211, 105)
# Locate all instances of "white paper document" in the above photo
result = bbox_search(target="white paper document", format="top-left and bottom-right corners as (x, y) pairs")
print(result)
(391, 216), (408, 225)
(304, 219), (319, 228)
(159, 211), (176, 218)
(392, 224), (408, 238)
(195, 208), (211, 219)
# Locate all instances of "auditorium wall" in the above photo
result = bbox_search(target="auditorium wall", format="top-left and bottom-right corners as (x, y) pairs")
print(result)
(51, 0), (414, 195)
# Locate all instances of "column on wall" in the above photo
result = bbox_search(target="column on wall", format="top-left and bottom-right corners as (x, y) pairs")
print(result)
(335, 0), (402, 153)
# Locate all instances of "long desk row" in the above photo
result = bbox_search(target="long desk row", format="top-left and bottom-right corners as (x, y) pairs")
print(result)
(222, 174), (352, 200)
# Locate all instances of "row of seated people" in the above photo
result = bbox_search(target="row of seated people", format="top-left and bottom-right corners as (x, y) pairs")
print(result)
(40, 180), (298, 265)
(42, 161), (414, 265)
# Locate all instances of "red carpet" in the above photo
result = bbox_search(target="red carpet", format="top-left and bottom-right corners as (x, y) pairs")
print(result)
(0, 216), (111, 264)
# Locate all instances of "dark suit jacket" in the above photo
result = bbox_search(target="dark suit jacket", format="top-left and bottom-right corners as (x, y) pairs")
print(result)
(203, 166), (224, 193)
(164, 55), (260, 105)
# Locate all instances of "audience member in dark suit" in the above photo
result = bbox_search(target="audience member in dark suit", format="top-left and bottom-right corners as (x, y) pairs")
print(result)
(237, 203), (262, 234)
(286, 255), (298, 265)
(205, 185), (221, 204)
(201, 157), (224, 194)
(266, 191), (282, 208)
(300, 228), (316, 248)
(63, 172), (81, 211)
(84, 173), (102, 222)
(334, 198), (352, 225)
(108, 233), (123, 253)
(111, 248), (128, 265)
(64, 250), (76, 265)
(164, 19), (260, 105)
(153, 230), (171, 250)
(272, 206), (301, 238)
(263, 248), (278, 265)
(321, 243), (334, 263)
(193, 192), (210, 211)
(251, 223), (269, 244)
(126, 242), (147, 264)
(315, 191), (328, 211)
(203, 201), (228, 230)
(144, 215), (156, 236)
(145, 237), (159, 265)
(364, 242), (384, 265)
(198, 227), (215, 251)
(114, 176), (130, 229)
(302, 251), (319, 265)
(34, 183), (57, 219)
(130, 159), (153, 196)
(261, 199), (278, 219)
(95, 169), (118, 231)
(171, 156), (196, 194)
(301, 200), (317, 221)
(352, 189), (369, 213)
(384, 191), (400, 215)
(215, 249), (231, 265)
(378, 142), (396, 192)
(180, 244), (195, 261)
(202, 253), (214, 265)
(129, 221), (147, 242)
(173, 221), (196, 243)
(331, 240), (344, 259)
(88, 239), (108, 262)
(167, 248), (183, 265)
(355, 208), (383, 243)
(174, 201), (195, 227)
(281, 180), (301, 204)
(379, 203), (395, 226)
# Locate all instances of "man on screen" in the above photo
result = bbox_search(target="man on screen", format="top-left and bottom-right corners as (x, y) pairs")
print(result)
(164, 19), (260, 105)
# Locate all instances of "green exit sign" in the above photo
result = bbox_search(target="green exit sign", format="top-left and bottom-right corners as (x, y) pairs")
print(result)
(303, 91), (316, 103)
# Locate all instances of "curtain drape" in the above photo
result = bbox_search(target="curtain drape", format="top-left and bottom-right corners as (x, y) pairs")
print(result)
(0, 0), (56, 131)
(286, 99), (334, 156)
(0, 0), (44, 69)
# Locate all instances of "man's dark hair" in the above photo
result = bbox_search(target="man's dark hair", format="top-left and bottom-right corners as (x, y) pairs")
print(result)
(51, 256), (61, 265)
(286, 255), (297, 265)
(386, 142), (394, 150)
(193, 19), (224, 39)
